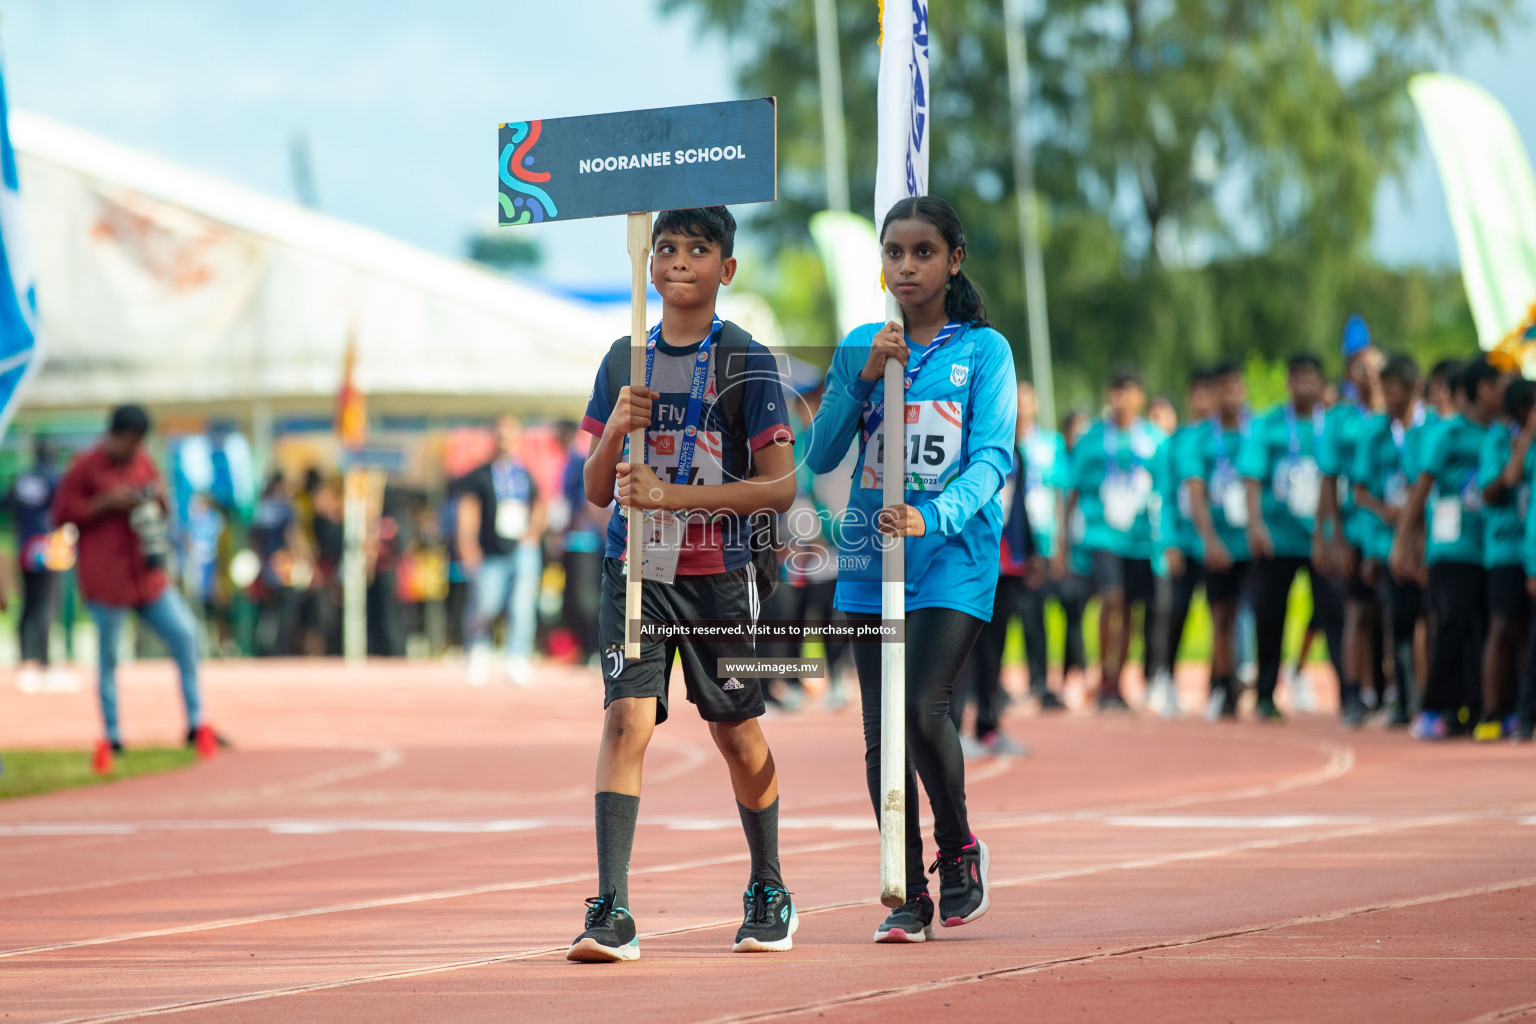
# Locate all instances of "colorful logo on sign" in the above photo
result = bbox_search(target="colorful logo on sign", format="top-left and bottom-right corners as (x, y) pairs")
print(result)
(499, 120), (559, 224)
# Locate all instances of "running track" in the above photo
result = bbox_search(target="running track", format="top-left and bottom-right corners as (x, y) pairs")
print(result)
(2, 660), (1533, 1023)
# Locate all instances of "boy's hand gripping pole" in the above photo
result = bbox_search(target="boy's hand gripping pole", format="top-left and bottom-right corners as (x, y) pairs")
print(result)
(879, 291), (906, 909)
(624, 211), (653, 659)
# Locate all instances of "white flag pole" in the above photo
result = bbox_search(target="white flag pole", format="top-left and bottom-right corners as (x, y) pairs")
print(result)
(624, 212), (652, 659)
(874, 0), (930, 910)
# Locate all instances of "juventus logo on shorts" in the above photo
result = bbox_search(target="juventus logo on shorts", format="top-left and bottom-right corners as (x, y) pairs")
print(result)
(604, 645), (624, 679)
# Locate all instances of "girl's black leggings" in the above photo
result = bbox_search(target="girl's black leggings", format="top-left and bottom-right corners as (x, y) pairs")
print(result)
(847, 607), (983, 897)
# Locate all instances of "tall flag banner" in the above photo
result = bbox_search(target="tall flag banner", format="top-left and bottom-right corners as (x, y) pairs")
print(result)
(336, 328), (367, 451)
(875, 0), (931, 229)
(0, 63), (41, 441)
(1409, 73), (1536, 352)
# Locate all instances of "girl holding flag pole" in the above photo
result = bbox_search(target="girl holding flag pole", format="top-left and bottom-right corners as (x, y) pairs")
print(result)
(806, 196), (1017, 943)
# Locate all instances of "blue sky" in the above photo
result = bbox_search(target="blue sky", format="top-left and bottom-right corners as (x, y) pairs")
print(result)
(3, 0), (1533, 286)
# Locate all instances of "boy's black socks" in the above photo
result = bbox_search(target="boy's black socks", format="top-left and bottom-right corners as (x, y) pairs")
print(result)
(595, 791), (641, 911)
(738, 798), (785, 890)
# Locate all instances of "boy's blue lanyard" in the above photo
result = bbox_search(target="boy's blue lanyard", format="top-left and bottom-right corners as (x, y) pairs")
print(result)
(491, 458), (523, 501)
(1284, 404), (1325, 463)
(1208, 412), (1250, 473)
(1102, 417), (1141, 480)
(644, 315), (722, 485)
(863, 320), (964, 440)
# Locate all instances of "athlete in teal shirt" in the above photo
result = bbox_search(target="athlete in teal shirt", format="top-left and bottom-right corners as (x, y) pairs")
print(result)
(1180, 363), (1253, 717)
(1351, 355), (1424, 726)
(1238, 354), (1340, 721)
(1055, 369), (1166, 710)
(1474, 379), (1535, 740)
(1392, 356), (1505, 734)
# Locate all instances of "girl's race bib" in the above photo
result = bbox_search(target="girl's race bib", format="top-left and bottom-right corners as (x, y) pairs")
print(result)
(860, 401), (965, 491)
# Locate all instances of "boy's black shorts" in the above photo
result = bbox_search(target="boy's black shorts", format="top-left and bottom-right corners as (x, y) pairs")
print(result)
(598, 557), (764, 725)
(1089, 549), (1155, 605)
(1487, 565), (1528, 615)
(1205, 560), (1251, 604)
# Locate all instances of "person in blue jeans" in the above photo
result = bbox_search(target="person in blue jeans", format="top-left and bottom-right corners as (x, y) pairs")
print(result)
(52, 405), (221, 752)
(456, 416), (546, 686)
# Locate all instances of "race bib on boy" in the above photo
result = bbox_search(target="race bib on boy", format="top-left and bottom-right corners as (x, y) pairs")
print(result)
(495, 499), (530, 540)
(1219, 479), (1248, 528)
(1026, 486), (1056, 530)
(1280, 458), (1321, 519)
(1431, 495), (1461, 544)
(1101, 470), (1150, 532)
(648, 430), (726, 487)
(860, 401), (965, 491)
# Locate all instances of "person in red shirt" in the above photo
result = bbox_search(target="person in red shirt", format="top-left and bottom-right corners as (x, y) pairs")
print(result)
(53, 406), (214, 752)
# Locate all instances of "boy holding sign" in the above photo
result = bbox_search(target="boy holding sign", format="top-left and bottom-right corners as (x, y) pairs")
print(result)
(572, 206), (798, 962)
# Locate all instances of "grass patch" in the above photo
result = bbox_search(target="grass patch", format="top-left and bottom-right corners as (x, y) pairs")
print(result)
(0, 747), (198, 801)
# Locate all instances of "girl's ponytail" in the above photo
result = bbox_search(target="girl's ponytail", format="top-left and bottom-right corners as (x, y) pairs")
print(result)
(945, 268), (989, 327)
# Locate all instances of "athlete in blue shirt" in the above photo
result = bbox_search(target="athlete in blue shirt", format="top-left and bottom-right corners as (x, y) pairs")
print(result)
(807, 196), (1014, 943)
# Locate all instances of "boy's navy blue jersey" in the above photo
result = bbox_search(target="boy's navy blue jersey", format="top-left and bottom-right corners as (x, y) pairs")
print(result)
(581, 328), (794, 575)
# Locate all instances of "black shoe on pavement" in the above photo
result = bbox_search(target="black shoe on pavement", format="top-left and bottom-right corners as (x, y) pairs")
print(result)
(873, 892), (936, 943)
(932, 836), (990, 927)
(732, 882), (797, 952)
(567, 892), (640, 962)
(1035, 690), (1067, 711)
(1255, 697), (1284, 722)
(1097, 692), (1131, 713)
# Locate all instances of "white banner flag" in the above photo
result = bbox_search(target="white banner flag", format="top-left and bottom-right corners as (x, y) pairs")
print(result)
(875, 0), (931, 229)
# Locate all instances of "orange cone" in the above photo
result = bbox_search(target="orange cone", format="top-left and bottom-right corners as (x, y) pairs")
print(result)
(194, 724), (219, 761)
(91, 740), (114, 776)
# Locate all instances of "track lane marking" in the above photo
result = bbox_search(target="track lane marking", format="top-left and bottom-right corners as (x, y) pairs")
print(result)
(39, 813), (1524, 1022)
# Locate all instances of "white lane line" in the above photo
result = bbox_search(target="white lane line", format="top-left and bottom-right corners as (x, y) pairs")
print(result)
(45, 814), (1516, 1024)
(0, 728), (1361, 958)
(695, 865), (1536, 1024)
(0, 811), (1404, 837)
(0, 838), (866, 962)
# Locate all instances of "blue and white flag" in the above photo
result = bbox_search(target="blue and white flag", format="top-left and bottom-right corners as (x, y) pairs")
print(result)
(875, 0), (931, 228)
(0, 63), (40, 440)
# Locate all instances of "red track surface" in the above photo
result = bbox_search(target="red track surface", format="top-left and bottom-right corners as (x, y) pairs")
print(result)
(2, 659), (1533, 1023)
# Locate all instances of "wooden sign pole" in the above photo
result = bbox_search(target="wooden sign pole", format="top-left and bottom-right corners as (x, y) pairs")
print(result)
(879, 289), (907, 909)
(625, 211), (653, 659)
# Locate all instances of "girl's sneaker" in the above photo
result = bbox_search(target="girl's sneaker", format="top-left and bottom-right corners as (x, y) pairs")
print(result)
(932, 836), (990, 927)
(873, 892), (935, 943)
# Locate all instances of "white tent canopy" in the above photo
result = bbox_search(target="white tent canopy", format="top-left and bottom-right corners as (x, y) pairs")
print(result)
(11, 111), (621, 418)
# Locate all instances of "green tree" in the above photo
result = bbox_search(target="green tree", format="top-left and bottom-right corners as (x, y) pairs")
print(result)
(662, 0), (1509, 410)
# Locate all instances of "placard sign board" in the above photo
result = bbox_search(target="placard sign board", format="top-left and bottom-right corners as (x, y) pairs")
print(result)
(498, 98), (777, 225)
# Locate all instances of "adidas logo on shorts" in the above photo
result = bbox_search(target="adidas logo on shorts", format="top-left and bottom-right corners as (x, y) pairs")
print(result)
(721, 678), (744, 691)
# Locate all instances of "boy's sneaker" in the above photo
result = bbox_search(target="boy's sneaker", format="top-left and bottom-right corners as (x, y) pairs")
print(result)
(931, 836), (990, 927)
(1409, 711), (1450, 741)
(1035, 690), (1067, 711)
(873, 892), (935, 943)
(567, 892), (639, 963)
(732, 882), (797, 953)
(1471, 716), (1504, 743)
(1097, 692), (1131, 713)
(1285, 666), (1314, 712)
(1255, 697), (1284, 722)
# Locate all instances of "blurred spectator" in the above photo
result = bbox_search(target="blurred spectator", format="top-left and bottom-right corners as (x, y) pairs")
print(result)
(249, 471), (303, 656)
(367, 492), (407, 658)
(457, 416), (545, 685)
(558, 422), (607, 663)
(311, 475), (345, 655)
(182, 491), (227, 650)
(52, 405), (222, 752)
(10, 437), (75, 693)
